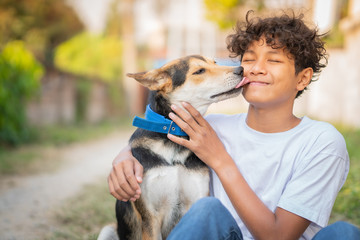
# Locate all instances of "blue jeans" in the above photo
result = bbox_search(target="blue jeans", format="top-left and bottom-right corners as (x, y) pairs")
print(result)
(167, 197), (360, 240)
(167, 197), (243, 240)
(312, 221), (360, 240)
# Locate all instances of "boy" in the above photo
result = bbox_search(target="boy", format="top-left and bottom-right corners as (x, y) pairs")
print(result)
(107, 11), (359, 239)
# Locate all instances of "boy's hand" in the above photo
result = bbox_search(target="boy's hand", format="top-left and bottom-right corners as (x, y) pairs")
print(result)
(108, 145), (143, 202)
(167, 102), (229, 170)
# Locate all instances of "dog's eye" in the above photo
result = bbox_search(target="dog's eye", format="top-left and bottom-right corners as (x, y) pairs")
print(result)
(193, 68), (205, 75)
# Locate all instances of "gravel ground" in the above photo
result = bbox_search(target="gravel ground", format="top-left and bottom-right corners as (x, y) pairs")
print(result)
(0, 130), (131, 240)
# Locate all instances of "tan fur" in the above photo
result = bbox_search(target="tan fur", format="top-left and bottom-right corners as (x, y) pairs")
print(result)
(185, 58), (235, 85)
(114, 55), (243, 240)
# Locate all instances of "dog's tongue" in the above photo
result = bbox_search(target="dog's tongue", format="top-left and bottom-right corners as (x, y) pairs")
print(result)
(235, 77), (250, 89)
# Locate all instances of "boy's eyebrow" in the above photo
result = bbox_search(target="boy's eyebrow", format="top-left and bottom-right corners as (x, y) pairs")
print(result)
(244, 49), (255, 54)
(267, 49), (282, 55)
(243, 49), (283, 55)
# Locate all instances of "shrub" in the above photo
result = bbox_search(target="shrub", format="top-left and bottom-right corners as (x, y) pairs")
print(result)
(332, 128), (360, 226)
(0, 41), (44, 146)
(55, 32), (122, 82)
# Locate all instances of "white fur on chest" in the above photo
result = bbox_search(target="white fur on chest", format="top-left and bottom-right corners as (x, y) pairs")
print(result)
(140, 165), (210, 237)
(141, 165), (209, 214)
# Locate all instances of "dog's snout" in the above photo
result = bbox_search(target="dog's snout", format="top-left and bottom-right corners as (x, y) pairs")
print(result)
(233, 66), (243, 76)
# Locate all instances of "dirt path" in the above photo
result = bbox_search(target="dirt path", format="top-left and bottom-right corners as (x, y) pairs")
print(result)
(0, 130), (132, 240)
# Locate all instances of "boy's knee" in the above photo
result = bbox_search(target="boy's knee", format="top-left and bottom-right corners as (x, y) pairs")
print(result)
(335, 221), (360, 237)
(193, 197), (222, 209)
(191, 197), (226, 217)
(314, 221), (360, 239)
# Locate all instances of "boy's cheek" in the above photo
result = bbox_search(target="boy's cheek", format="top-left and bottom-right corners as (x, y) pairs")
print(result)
(243, 70), (251, 78)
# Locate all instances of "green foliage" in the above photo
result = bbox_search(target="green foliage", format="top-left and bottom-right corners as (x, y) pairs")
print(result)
(0, 0), (84, 66)
(332, 128), (360, 226)
(323, 23), (345, 49)
(104, 0), (122, 37)
(320, 0), (348, 49)
(204, 0), (242, 29)
(75, 79), (92, 123)
(55, 32), (123, 82)
(203, 0), (265, 29)
(0, 41), (44, 146)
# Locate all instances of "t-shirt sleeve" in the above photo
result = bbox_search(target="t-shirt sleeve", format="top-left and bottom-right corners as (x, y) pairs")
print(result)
(277, 128), (349, 227)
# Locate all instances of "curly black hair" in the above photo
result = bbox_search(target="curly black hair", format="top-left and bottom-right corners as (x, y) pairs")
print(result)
(226, 11), (328, 98)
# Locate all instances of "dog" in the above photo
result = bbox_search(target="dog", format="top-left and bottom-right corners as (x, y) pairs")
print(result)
(98, 55), (247, 240)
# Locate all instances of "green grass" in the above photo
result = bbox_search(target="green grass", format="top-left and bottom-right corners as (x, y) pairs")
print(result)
(330, 127), (360, 226)
(47, 180), (116, 240)
(0, 145), (60, 175)
(31, 118), (132, 146)
(0, 117), (131, 175)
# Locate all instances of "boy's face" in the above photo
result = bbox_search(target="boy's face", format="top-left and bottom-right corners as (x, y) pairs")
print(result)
(240, 37), (308, 108)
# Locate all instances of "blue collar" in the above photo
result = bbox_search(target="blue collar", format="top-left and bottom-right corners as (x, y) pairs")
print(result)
(132, 104), (188, 136)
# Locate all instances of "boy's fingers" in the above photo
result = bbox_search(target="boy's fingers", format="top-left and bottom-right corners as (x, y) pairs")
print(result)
(108, 176), (123, 200)
(167, 133), (191, 149)
(169, 112), (195, 137)
(182, 102), (208, 127)
(134, 162), (144, 185)
(108, 171), (131, 200)
(122, 163), (140, 190)
(113, 164), (137, 197)
(170, 104), (198, 127)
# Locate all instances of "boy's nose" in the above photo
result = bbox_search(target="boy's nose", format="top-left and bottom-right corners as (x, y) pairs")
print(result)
(250, 59), (267, 75)
(233, 66), (244, 76)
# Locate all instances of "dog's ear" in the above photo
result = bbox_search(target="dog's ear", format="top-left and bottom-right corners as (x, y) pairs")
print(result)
(127, 70), (171, 91)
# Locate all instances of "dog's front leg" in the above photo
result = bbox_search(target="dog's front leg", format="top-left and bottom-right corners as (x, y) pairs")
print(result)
(141, 216), (163, 240)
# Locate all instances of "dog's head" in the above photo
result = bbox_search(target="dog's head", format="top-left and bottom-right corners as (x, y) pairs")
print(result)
(127, 55), (247, 115)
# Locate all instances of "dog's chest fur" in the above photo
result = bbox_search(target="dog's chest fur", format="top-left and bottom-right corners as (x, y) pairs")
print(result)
(129, 129), (209, 237)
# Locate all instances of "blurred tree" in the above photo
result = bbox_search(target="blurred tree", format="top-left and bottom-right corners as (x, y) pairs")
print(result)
(55, 32), (122, 82)
(322, 0), (349, 48)
(104, 0), (122, 37)
(0, 41), (44, 146)
(54, 31), (125, 119)
(204, 0), (265, 29)
(0, 0), (84, 68)
(104, 0), (142, 115)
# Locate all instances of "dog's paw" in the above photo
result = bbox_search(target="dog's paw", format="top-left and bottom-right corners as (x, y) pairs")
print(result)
(97, 224), (119, 240)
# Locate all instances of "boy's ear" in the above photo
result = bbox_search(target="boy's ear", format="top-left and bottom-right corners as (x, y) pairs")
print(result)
(296, 67), (313, 91)
(127, 70), (171, 91)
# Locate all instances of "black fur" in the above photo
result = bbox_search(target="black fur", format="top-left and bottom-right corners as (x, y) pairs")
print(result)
(148, 92), (172, 118)
(115, 55), (211, 240)
(165, 61), (188, 89)
(115, 96), (207, 239)
(131, 144), (169, 170)
(165, 55), (206, 89)
(116, 201), (138, 239)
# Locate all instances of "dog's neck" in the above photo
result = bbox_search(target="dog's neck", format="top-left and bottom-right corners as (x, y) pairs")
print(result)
(148, 92), (172, 118)
(148, 92), (209, 118)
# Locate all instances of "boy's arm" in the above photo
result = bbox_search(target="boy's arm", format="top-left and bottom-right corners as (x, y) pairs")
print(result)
(108, 145), (143, 202)
(168, 102), (310, 240)
(215, 156), (310, 240)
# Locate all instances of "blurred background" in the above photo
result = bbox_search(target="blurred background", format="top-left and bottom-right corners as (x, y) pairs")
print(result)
(0, 0), (359, 239)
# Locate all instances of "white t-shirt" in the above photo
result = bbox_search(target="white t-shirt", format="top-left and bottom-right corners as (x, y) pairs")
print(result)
(206, 113), (349, 240)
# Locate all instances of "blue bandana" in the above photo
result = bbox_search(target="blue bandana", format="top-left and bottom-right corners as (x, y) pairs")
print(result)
(132, 104), (188, 136)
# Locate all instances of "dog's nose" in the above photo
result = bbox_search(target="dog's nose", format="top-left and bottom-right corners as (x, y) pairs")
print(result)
(233, 66), (243, 76)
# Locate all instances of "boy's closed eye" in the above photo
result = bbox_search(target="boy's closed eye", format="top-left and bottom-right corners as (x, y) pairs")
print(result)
(268, 59), (283, 63)
(242, 58), (255, 62)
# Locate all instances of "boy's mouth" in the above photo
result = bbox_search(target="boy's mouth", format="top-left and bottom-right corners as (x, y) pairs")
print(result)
(235, 77), (250, 88)
(210, 77), (250, 99)
(248, 81), (269, 86)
